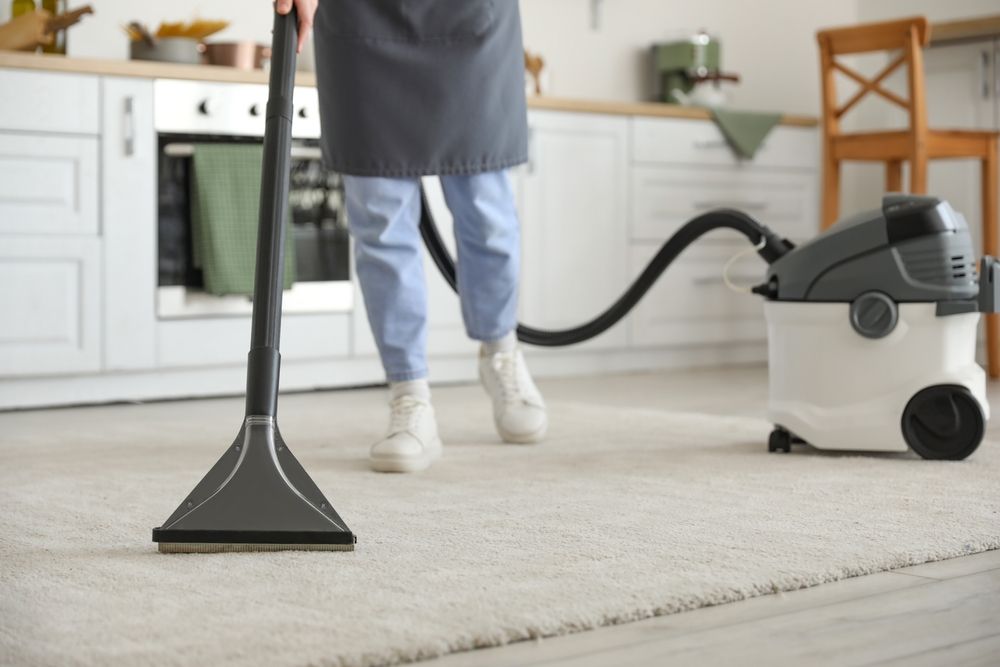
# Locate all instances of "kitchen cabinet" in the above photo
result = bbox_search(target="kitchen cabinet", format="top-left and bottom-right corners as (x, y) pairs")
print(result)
(0, 63), (820, 408)
(0, 237), (102, 376)
(0, 69), (99, 134)
(0, 132), (99, 235)
(627, 124), (819, 349)
(517, 110), (630, 350)
(632, 117), (818, 171)
(101, 77), (157, 370)
(630, 164), (819, 244)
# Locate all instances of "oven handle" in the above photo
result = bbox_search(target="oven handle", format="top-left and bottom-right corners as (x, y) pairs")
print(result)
(162, 143), (324, 160)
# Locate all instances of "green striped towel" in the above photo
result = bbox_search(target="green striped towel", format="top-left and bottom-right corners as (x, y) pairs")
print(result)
(190, 144), (296, 296)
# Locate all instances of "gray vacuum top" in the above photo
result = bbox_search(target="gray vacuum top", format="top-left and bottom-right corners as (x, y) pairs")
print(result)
(765, 194), (978, 303)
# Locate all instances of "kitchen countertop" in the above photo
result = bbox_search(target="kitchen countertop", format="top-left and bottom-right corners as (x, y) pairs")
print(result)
(930, 14), (1000, 44)
(0, 51), (818, 127)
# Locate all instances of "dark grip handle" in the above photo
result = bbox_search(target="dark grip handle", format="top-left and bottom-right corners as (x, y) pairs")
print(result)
(246, 6), (299, 418)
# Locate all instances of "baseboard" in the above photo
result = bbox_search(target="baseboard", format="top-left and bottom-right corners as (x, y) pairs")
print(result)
(0, 343), (767, 411)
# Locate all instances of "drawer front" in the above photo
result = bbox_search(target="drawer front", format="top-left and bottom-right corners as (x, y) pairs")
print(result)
(0, 133), (99, 235)
(0, 237), (102, 377)
(628, 244), (767, 348)
(0, 70), (99, 134)
(156, 314), (351, 368)
(630, 165), (819, 244)
(632, 117), (818, 169)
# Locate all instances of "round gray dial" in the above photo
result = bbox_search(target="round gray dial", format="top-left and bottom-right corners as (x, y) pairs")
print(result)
(850, 291), (899, 339)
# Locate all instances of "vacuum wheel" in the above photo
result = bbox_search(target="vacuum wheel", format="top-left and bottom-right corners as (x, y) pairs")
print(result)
(768, 427), (793, 453)
(901, 385), (985, 460)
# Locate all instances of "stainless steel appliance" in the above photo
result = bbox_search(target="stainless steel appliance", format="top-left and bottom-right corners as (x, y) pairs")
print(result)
(154, 79), (352, 319)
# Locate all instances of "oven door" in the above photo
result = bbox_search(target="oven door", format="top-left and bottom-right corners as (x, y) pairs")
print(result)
(156, 134), (353, 319)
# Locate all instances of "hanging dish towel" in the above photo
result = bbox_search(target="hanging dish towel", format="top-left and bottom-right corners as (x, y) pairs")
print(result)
(709, 108), (782, 160)
(190, 143), (296, 296)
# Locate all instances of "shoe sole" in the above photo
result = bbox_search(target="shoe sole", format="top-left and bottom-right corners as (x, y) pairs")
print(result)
(370, 437), (443, 474)
(497, 420), (548, 445)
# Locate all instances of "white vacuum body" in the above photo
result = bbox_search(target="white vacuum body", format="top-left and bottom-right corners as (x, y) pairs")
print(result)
(761, 195), (998, 459)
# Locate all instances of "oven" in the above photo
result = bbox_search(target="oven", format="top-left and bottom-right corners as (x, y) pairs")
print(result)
(154, 79), (352, 319)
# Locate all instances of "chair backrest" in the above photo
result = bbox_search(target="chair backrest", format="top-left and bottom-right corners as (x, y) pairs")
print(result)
(816, 16), (931, 139)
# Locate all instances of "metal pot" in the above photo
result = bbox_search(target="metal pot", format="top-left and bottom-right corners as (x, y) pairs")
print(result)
(200, 41), (271, 70)
(130, 37), (202, 65)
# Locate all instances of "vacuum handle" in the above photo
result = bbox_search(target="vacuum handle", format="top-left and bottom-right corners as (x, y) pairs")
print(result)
(246, 7), (298, 418)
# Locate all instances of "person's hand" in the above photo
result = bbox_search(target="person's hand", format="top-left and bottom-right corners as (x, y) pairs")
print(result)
(275, 0), (317, 54)
(0, 10), (54, 52)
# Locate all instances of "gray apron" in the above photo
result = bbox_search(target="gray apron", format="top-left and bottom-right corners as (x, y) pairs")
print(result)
(313, 0), (529, 177)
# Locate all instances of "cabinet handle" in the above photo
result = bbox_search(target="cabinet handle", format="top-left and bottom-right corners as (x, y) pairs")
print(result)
(692, 200), (768, 212)
(981, 50), (991, 100)
(123, 96), (135, 157)
(995, 45), (999, 98)
(693, 138), (765, 153)
(527, 127), (537, 174)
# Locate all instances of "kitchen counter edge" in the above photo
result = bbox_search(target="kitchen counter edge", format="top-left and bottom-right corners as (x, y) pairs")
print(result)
(0, 51), (818, 127)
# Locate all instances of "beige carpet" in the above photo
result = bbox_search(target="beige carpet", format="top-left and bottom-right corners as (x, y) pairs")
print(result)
(2, 383), (999, 667)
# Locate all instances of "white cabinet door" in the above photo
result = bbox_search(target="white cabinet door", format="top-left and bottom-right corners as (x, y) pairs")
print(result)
(0, 237), (101, 376)
(156, 314), (351, 368)
(518, 111), (630, 350)
(0, 132), (99, 235)
(101, 77), (157, 370)
(0, 70), (99, 135)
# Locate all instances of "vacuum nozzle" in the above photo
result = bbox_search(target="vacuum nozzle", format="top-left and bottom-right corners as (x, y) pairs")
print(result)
(152, 417), (356, 553)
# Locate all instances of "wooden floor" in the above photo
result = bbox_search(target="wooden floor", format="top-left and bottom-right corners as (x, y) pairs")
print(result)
(421, 367), (1000, 667)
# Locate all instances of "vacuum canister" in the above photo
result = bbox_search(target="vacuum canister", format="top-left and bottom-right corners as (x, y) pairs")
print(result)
(760, 194), (999, 459)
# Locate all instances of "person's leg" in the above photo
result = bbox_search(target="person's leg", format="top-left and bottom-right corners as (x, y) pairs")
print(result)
(343, 175), (441, 472)
(440, 171), (547, 444)
(439, 171), (520, 343)
(344, 175), (428, 382)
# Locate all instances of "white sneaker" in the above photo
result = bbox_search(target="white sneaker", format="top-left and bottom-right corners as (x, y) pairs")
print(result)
(479, 348), (548, 444)
(370, 395), (442, 473)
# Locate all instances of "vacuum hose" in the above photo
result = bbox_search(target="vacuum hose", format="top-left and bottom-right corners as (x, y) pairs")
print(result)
(419, 189), (795, 347)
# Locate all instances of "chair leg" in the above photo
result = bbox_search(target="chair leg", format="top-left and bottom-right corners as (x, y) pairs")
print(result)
(910, 154), (928, 194)
(822, 154), (840, 229)
(982, 144), (999, 379)
(886, 160), (903, 192)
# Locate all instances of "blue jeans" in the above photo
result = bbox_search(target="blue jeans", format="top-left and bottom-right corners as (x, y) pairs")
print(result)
(344, 171), (521, 382)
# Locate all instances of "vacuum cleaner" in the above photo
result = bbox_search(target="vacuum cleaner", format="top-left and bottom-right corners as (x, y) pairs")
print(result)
(153, 8), (355, 553)
(421, 193), (998, 461)
(153, 7), (994, 556)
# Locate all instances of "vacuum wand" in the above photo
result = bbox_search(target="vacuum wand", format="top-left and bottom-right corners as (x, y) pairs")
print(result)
(152, 7), (356, 553)
(245, 5), (298, 418)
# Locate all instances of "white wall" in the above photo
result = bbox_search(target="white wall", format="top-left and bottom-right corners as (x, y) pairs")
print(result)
(0, 0), (275, 60)
(520, 0), (859, 115)
(858, 0), (1000, 23)
(3, 0), (860, 116)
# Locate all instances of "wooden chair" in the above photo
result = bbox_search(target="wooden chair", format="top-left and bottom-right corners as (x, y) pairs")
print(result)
(817, 16), (1000, 378)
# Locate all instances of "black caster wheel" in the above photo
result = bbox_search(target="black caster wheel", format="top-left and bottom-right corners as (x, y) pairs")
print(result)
(768, 427), (792, 453)
(901, 385), (985, 460)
